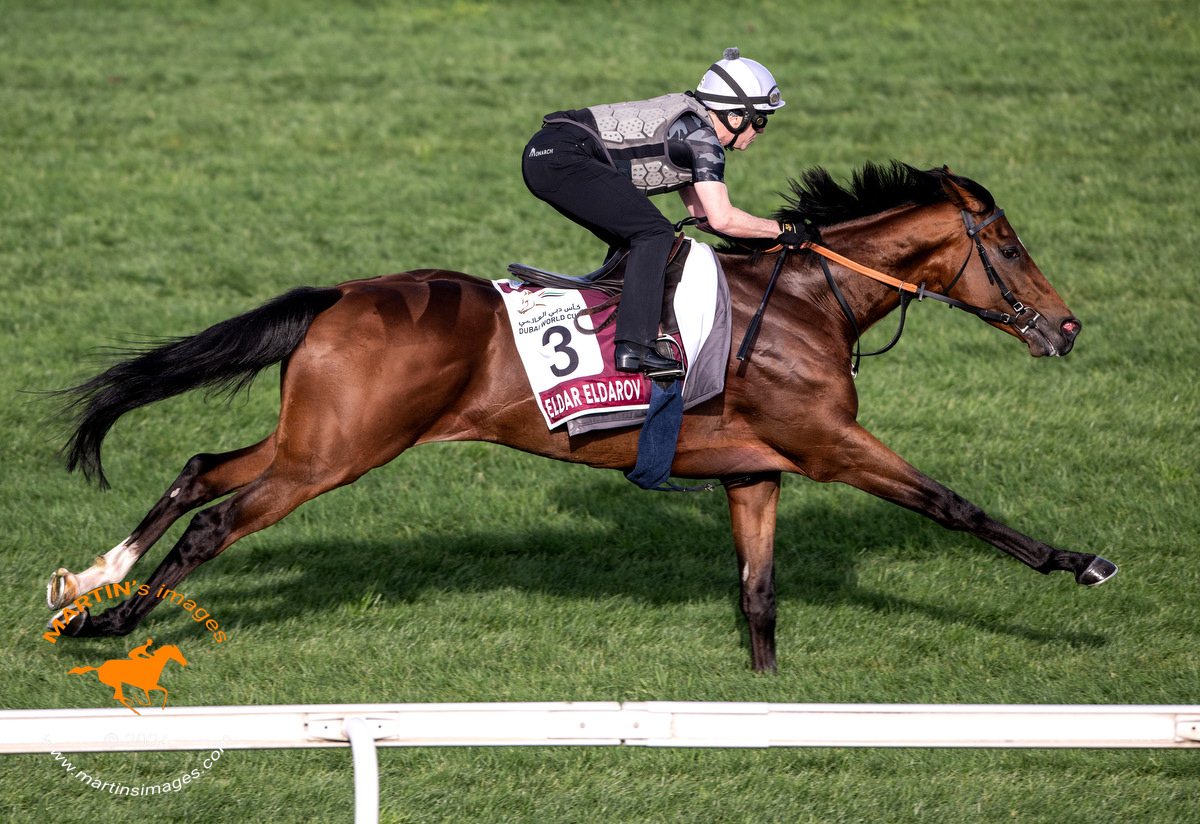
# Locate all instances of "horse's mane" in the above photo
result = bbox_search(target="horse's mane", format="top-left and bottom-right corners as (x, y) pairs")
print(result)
(716, 160), (995, 255)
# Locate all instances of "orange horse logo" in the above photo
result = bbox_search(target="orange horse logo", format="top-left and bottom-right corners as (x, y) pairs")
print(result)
(68, 639), (188, 715)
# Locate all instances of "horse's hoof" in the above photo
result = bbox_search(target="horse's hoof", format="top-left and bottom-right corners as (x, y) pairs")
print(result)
(47, 569), (80, 610)
(1076, 556), (1118, 587)
(47, 605), (89, 636)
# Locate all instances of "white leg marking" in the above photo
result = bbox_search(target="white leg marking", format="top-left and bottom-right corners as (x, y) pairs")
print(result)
(170, 488), (180, 498)
(742, 563), (750, 583)
(49, 537), (143, 609)
(75, 538), (141, 593)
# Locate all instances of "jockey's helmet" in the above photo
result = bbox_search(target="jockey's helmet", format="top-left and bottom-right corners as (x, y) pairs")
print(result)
(694, 47), (785, 120)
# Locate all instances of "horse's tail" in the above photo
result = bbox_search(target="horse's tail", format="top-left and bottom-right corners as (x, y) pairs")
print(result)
(67, 665), (96, 675)
(56, 286), (344, 489)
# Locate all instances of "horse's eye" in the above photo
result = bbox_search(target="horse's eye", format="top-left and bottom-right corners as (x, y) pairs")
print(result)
(1001, 247), (1020, 260)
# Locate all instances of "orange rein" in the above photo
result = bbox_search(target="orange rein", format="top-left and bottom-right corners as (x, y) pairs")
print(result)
(756, 240), (926, 296)
(736, 239), (932, 371)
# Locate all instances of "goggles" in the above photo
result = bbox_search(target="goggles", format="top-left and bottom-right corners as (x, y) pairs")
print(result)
(737, 109), (770, 131)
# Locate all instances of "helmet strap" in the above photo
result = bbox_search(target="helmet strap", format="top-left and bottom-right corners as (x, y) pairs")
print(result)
(698, 62), (761, 148)
(713, 110), (748, 148)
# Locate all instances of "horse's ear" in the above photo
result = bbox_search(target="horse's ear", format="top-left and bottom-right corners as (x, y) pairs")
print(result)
(939, 167), (986, 213)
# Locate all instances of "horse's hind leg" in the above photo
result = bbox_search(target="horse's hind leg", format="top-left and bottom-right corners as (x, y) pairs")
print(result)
(59, 437), (390, 639)
(55, 283), (479, 639)
(108, 683), (140, 716)
(47, 436), (277, 619)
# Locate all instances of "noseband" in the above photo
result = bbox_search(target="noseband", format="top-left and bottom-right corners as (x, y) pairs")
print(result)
(744, 208), (1052, 375)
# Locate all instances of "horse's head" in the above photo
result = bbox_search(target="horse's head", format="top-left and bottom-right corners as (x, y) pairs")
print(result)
(770, 162), (1082, 360)
(157, 644), (189, 667)
(940, 173), (1082, 358)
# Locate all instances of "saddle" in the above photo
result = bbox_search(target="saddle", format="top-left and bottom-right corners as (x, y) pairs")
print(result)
(506, 234), (692, 335)
(494, 236), (732, 437)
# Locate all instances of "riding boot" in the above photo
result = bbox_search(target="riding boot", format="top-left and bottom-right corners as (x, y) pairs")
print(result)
(614, 341), (683, 376)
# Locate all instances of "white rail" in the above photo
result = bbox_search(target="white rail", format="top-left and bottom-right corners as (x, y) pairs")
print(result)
(6, 703), (1198, 824)
(5, 702), (1200, 753)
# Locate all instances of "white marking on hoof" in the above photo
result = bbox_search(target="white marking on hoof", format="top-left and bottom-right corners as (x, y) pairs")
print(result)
(48, 538), (140, 609)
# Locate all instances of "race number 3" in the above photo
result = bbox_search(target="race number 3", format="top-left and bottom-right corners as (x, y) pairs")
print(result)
(542, 325), (579, 377)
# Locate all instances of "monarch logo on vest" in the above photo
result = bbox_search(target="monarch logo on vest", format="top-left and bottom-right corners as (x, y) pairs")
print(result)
(528, 147), (554, 158)
(67, 639), (189, 716)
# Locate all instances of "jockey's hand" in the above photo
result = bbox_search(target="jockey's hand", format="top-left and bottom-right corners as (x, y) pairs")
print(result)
(775, 222), (806, 248)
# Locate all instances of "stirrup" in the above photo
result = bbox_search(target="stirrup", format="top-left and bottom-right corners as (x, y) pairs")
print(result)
(644, 364), (685, 381)
(645, 337), (685, 381)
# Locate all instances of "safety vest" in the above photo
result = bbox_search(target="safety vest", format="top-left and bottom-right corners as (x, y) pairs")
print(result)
(546, 93), (714, 196)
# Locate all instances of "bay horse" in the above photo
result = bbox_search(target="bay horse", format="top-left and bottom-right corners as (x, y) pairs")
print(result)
(45, 162), (1116, 673)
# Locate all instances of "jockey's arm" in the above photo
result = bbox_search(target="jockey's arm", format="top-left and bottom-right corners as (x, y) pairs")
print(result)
(679, 181), (780, 239)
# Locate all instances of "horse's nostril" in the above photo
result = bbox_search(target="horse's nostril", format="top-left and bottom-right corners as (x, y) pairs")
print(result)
(1061, 319), (1081, 337)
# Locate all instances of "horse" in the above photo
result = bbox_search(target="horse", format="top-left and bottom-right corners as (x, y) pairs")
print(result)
(68, 643), (189, 715)
(44, 161), (1116, 674)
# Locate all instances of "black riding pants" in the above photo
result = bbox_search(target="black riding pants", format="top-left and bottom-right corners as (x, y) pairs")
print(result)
(522, 123), (676, 348)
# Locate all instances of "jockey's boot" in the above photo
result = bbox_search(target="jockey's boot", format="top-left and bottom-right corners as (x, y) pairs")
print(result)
(614, 341), (683, 378)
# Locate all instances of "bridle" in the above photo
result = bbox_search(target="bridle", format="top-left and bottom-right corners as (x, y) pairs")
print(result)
(949, 208), (1038, 325)
(735, 207), (1054, 375)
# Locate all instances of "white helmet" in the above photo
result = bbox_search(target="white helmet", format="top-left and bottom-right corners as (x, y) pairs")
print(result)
(694, 47), (785, 117)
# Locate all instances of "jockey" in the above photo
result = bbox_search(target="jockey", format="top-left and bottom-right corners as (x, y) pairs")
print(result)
(522, 48), (804, 376)
(128, 638), (153, 659)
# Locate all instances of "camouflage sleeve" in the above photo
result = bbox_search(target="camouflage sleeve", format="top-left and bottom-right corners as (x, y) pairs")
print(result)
(667, 112), (726, 184)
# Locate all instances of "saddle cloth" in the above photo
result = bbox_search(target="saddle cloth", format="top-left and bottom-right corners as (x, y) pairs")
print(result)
(494, 238), (731, 435)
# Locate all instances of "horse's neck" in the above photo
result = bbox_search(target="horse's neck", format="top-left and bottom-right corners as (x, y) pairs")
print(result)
(816, 205), (959, 329)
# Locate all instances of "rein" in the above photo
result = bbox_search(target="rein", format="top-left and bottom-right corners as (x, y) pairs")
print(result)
(735, 247), (790, 360)
(736, 208), (1044, 376)
(805, 210), (1025, 324)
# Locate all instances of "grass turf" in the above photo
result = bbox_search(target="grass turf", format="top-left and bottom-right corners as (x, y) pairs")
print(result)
(2, 0), (1198, 821)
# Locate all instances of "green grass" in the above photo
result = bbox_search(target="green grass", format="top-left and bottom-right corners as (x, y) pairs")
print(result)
(2, 0), (1199, 821)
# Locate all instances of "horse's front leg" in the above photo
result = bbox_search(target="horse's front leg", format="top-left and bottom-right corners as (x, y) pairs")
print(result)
(47, 439), (276, 631)
(724, 472), (782, 674)
(807, 424), (1117, 585)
